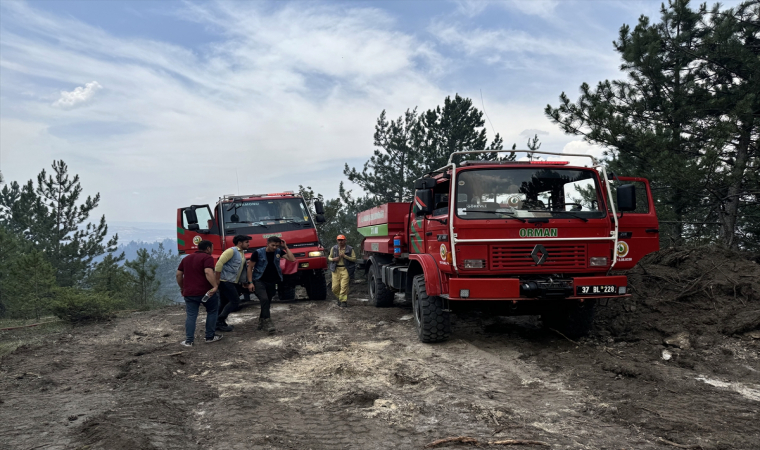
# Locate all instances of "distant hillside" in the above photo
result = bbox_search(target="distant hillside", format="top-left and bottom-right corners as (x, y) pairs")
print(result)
(107, 221), (176, 244)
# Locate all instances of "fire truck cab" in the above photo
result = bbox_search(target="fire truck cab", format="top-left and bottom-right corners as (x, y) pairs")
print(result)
(359, 150), (659, 342)
(177, 191), (328, 301)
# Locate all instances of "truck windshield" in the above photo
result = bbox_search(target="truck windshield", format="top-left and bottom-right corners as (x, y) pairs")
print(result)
(455, 167), (605, 220)
(222, 198), (312, 230)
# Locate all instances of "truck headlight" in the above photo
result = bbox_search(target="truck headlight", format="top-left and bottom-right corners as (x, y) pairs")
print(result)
(589, 257), (609, 267)
(464, 259), (485, 269)
(308, 251), (325, 257)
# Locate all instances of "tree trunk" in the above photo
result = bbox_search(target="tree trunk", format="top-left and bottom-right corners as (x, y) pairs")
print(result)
(722, 119), (753, 249)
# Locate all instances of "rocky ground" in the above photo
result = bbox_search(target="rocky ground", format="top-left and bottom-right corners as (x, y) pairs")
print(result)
(1, 247), (759, 450)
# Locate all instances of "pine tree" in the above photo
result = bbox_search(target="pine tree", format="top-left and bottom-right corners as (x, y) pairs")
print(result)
(545, 0), (759, 249)
(9, 250), (56, 320)
(0, 161), (118, 285)
(415, 94), (505, 172)
(87, 252), (130, 301)
(344, 108), (421, 203)
(124, 248), (159, 307)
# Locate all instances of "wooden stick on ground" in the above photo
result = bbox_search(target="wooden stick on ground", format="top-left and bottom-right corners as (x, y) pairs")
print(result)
(0, 321), (59, 331)
(657, 437), (702, 449)
(549, 328), (579, 345)
(490, 439), (550, 446)
(162, 351), (184, 357)
(425, 436), (550, 448)
(424, 436), (479, 448)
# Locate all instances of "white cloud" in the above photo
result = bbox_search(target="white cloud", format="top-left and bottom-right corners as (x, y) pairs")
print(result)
(52, 81), (102, 109)
(560, 140), (607, 167)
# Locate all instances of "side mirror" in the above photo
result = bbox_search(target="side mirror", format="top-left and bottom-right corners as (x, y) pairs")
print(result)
(185, 207), (199, 225)
(314, 200), (325, 215)
(315, 214), (326, 223)
(617, 184), (636, 212)
(414, 178), (436, 190)
(414, 189), (434, 217)
(188, 223), (200, 231)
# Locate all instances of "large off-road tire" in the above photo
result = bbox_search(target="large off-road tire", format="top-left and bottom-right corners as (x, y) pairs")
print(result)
(305, 269), (327, 301)
(411, 274), (450, 343)
(277, 274), (297, 301)
(541, 300), (596, 339)
(368, 263), (394, 307)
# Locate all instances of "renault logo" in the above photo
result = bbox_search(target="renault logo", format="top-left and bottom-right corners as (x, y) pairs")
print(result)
(531, 244), (548, 265)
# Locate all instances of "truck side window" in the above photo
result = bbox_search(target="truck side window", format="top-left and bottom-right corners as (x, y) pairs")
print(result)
(432, 180), (450, 216)
(182, 207), (213, 231)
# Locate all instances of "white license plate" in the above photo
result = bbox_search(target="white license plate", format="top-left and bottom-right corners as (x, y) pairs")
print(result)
(577, 285), (616, 295)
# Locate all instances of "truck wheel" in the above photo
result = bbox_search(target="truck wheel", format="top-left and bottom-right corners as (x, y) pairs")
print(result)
(277, 275), (296, 301)
(368, 264), (394, 307)
(306, 269), (327, 301)
(542, 300), (596, 339)
(411, 274), (450, 343)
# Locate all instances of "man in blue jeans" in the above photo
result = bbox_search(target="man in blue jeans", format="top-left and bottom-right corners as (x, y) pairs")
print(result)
(176, 240), (223, 346)
(247, 236), (296, 333)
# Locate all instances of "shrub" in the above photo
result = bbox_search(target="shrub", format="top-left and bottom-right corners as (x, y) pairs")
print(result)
(51, 288), (120, 324)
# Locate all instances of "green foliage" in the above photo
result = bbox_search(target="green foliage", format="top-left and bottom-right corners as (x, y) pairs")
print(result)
(51, 287), (119, 324)
(345, 94), (510, 205)
(415, 94), (506, 171)
(345, 108), (420, 203)
(87, 252), (131, 302)
(6, 249), (57, 320)
(545, 0), (759, 249)
(124, 248), (160, 307)
(0, 160), (118, 285)
(299, 184), (368, 250)
(149, 242), (183, 303)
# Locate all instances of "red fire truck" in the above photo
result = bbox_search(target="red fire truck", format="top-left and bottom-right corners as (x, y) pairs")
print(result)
(177, 191), (328, 300)
(359, 150), (659, 342)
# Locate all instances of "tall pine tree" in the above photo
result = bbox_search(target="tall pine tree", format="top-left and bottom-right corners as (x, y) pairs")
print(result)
(0, 161), (118, 285)
(545, 0), (758, 249)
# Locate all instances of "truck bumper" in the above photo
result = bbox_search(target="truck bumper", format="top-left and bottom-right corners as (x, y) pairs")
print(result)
(295, 257), (327, 271)
(447, 275), (629, 301)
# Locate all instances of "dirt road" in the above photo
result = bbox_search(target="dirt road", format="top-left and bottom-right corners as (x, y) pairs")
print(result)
(2, 255), (759, 450)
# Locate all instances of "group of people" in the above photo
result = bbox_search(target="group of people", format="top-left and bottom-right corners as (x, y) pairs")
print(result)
(175, 234), (357, 346)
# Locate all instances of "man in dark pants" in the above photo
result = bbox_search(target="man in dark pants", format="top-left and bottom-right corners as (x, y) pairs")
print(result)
(247, 236), (295, 333)
(214, 235), (253, 332)
(176, 240), (223, 346)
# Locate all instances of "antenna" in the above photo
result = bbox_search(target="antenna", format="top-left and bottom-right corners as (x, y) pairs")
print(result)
(480, 89), (496, 138)
(235, 169), (240, 195)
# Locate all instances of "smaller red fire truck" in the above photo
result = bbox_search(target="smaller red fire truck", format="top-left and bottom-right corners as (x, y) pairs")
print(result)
(177, 191), (328, 300)
(358, 150), (659, 343)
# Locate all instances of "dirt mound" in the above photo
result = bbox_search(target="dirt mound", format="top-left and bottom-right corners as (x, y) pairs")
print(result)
(596, 246), (760, 343)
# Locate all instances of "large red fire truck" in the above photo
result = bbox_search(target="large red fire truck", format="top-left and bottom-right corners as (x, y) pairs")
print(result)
(359, 150), (659, 342)
(177, 192), (328, 300)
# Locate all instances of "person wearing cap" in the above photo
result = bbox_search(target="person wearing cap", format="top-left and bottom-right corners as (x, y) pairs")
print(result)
(214, 234), (253, 332)
(328, 235), (356, 307)
(247, 236), (295, 333)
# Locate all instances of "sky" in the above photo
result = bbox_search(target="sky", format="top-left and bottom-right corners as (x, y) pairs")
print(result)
(0, 0), (740, 229)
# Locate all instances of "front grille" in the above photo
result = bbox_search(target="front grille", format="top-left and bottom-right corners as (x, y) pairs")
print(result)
(491, 243), (587, 271)
(288, 241), (320, 248)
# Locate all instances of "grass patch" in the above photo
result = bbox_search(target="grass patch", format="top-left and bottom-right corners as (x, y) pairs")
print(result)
(0, 317), (68, 358)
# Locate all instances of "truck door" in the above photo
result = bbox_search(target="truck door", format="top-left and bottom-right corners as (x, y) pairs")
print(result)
(177, 205), (218, 254)
(614, 177), (659, 270)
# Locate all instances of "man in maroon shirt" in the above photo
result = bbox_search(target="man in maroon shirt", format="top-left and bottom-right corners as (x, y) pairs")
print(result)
(176, 240), (223, 346)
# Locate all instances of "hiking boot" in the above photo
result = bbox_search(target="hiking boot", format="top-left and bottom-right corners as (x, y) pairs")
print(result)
(256, 318), (264, 330)
(339, 301), (348, 308)
(180, 340), (194, 347)
(216, 324), (234, 332)
(259, 318), (276, 334)
(205, 334), (223, 343)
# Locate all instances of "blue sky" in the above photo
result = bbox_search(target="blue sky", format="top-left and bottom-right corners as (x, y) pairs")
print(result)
(0, 0), (739, 227)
